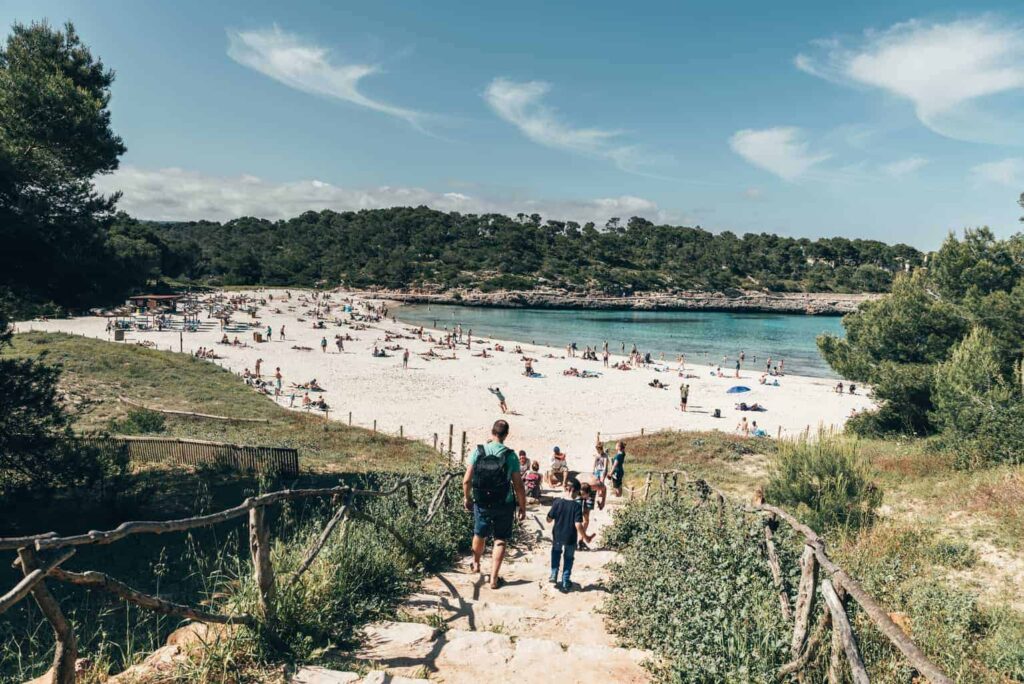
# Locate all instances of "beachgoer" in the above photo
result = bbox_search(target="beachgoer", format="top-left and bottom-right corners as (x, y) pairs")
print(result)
(279, 325), (286, 340)
(488, 386), (508, 413)
(255, 358), (262, 378)
(463, 420), (527, 589)
(320, 336), (327, 353)
(403, 348), (410, 369)
(737, 416), (750, 436)
(592, 444), (609, 481)
(524, 461), (543, 500)
(735, 359), (741, 378)
(518, 450), (530, 471)
(547, 477), (585, 592)
(610, 441), (626, 497)
(680, 383), (690, 412)
(548, 446), (568, 486)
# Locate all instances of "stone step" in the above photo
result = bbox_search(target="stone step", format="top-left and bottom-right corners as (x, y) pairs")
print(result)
(291, 667), (429, 684)
(400, 591), (618, 647)
(354, 622), (650, 684)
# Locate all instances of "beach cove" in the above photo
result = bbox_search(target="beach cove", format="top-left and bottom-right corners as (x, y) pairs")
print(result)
(17, 289), (874, 463)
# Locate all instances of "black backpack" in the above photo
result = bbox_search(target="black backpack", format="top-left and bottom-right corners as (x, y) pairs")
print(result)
(471, 444), (510, 507)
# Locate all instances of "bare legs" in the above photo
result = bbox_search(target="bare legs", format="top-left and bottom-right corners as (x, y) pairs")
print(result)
(471, 535), (507, 588)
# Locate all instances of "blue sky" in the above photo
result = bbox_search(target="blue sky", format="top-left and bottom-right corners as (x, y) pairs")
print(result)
(4, 0), (1024, 248)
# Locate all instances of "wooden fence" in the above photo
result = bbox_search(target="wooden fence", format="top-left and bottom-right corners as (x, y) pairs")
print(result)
(637, 470), (951, 684)
(0, 473), (459, 684)
(95, 436), (300, 476)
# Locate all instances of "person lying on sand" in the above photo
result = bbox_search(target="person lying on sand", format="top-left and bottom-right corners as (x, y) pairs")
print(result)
(563, 367), (581, 377)
(648, 379), (668, 389)
(290, 345), (313, 351)
(735, 402), (765, 412)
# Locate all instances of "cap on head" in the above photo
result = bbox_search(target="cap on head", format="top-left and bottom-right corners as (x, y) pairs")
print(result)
(492, 419), (510, 440)
(553, 446), (561, 454)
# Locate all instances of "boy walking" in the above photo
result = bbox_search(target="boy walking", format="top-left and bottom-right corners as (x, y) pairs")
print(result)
(547, 477), (585, 593)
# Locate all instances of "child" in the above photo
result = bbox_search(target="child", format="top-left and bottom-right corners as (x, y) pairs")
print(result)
(524, 461), (543, 500)
(546, 478), (585, 592)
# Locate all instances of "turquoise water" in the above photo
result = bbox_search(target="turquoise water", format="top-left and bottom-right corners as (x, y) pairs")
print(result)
(394, 304), (844, 378)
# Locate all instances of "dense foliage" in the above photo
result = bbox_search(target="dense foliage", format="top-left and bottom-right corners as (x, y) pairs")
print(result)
(604, 493), (802, 681)
(0, 21), (159, 317)
(764, 433), (882, 533)
(0, 308), (126, 495)
(134, 209), (922, 294)
(819, 228), (1024, 467)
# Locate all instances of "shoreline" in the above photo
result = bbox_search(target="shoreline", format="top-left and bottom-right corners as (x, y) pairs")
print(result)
(16, 289), (874, 462)
(364, 288), (876, 316)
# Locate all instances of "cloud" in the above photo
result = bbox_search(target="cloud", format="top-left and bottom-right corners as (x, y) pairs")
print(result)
(97, 165), (675, 226)
(728, 127), (830, 181)
(796, 18), (1024, 143)
(882, 155), (929, 177)
(970, 158), (1024, 187)
(227, 26), (424, 129)
(483, 78), (662, 175)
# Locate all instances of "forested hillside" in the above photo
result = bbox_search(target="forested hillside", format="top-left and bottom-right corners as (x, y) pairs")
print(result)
(131, 209), (923, 295)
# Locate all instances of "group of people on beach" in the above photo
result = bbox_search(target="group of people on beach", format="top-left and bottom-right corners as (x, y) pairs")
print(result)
(462, 419), (626, 593)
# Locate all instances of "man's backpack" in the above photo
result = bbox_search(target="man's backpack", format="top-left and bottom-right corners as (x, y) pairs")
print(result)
(471, 444), (510, 507)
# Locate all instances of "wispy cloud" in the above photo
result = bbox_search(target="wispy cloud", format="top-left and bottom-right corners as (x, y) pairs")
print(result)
(882, 155), (929, 178)
(795, 18), (1024, 144)
(97, 166), (675, 225)
(227, 26), (424, 129)
(728, 127), (830, 181)
(970, 158), (1024, 187)
(483, 78), (664, 176)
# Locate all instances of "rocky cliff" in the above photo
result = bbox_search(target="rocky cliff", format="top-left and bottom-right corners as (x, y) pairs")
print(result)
(367, 288), (878, 315)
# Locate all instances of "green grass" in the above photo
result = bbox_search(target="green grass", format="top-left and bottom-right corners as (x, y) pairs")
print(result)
(3, 332), (441, 472)
(614, 429), (1024, 682)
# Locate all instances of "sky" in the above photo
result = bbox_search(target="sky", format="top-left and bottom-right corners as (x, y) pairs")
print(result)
(4, 0), (1024, 248)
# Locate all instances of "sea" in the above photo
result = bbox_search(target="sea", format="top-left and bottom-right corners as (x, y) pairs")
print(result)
(393, 303), (845, 378)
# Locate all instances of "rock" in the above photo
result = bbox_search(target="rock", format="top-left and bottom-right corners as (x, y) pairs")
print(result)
(355, 621), (438, 676)
(291, 666), (361, 683)
(436, 629), (515, 667)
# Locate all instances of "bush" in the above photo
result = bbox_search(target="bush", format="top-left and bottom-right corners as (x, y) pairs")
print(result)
(108, 408), (166, 434)
(604, 495), (801, 681)
(764, 433), (881, 534)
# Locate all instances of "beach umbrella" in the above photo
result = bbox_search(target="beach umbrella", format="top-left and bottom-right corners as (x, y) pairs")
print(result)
(726, 386), (751, 394)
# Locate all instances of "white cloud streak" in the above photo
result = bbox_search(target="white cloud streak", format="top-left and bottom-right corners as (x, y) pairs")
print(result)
(970, 158), (1024, 187)
(882, 155), (929, 177)
(728, 127), (830, 181)
(483, 78), (660, 176)
(97, 166), (675, 226)
(796, 18), (1024, 143)
(227, 26), (424, 129)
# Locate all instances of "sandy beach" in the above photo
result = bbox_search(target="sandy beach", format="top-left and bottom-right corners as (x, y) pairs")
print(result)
(16, 289), (873, 469)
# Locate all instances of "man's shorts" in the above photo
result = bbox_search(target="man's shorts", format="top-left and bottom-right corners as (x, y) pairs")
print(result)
(473, 503), (514, 541)
(611, 472), (623, 488)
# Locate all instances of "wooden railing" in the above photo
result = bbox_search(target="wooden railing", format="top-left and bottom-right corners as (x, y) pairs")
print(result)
(0, 473), (459, 684)
(87, 436), (300, 476)
(638, 470), (952, 684)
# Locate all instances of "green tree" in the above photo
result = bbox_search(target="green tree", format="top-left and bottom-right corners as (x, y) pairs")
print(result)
(0, 308), (126, 494)
(0, 20), (128, 314)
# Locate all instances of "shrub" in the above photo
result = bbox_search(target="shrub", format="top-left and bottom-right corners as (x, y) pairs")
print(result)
(764, 433), (881, 534)
(108, 408), (166, 434)
(604, 495), (800, 681)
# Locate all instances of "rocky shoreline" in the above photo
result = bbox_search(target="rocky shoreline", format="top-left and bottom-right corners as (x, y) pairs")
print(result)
(366, 288), (878, 315)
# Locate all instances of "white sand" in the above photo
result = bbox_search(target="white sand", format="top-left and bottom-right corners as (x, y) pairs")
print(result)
(16, 289), (873, 469)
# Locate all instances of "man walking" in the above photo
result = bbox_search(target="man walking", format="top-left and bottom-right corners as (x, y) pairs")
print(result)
(463, 419), (527, 590)
(547, 477), (585, 592)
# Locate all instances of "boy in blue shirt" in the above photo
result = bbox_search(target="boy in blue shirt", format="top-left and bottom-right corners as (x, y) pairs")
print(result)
(546, 477), (585, 593)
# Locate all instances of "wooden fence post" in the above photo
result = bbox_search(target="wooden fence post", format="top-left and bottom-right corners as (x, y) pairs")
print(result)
(643, 472), (653, 500)
(791, 544), (818, 658)
(448, 424), (454, 457)
(433, 433), (438, 451)
(399, 425), (403, 438)
(17, 548), (77, 684)
(348, 411), (352, 425)
(762, 516), (793, 621)
(823, 579), (869, 684)
(373, 419), (377, 434)
(460, 431), (467, 463)
(640, 427), (645, 436)
(248, 506), (275, 619)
